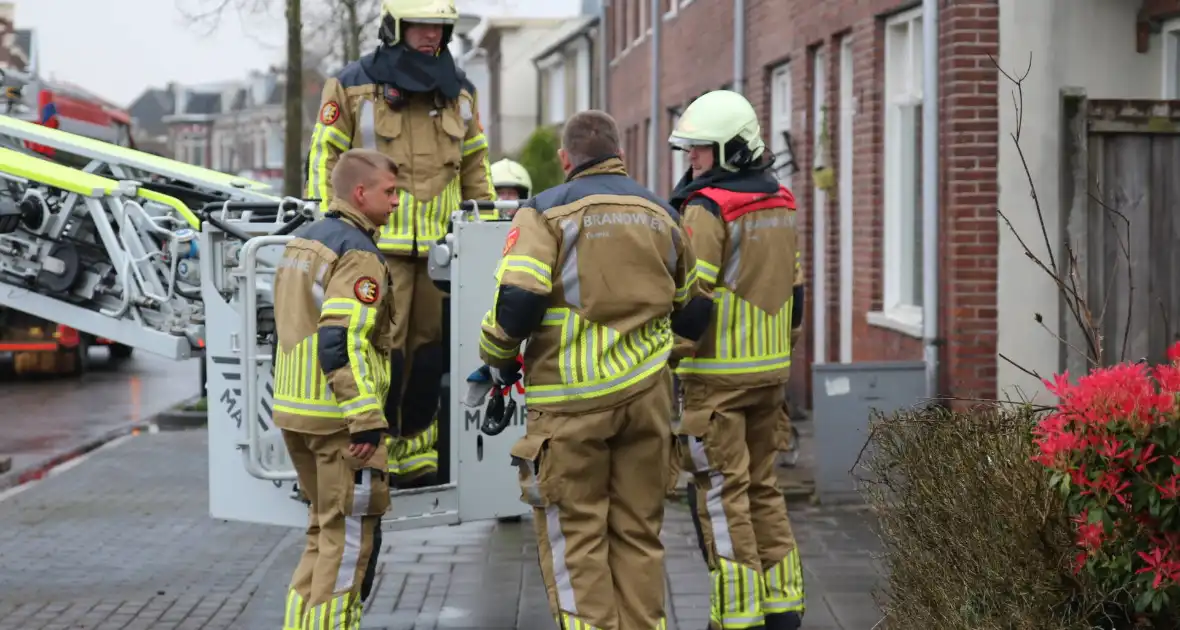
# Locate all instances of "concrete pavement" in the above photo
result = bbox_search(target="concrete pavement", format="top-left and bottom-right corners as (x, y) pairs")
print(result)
(0, 429), (883, 630)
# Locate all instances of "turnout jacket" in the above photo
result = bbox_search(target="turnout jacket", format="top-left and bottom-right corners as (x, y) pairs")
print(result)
(670, 166), (805, 389)
(272, 202), (396, 435)
(306, 52), (495, 258)
(478, 157), (709, 413)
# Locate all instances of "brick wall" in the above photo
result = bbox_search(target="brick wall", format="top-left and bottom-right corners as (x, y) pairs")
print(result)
(605, 0), (1000, 402)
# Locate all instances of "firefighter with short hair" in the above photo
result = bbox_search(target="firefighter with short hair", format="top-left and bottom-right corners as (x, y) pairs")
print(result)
(306, 0), (497, 486)
(668, 89), (807, 630)
(476, 109), (712, 629)
(274, 148), (400, 629)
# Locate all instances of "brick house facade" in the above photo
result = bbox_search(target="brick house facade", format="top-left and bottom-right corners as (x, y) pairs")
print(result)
(605, 0), (1001, 402)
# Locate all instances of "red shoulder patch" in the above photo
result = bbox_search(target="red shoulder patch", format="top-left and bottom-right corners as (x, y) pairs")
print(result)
(353, 276), (380, 304)
(502, 227), (520, 256)
(320, 101), (341, 125)
(685, 226), (693, 238)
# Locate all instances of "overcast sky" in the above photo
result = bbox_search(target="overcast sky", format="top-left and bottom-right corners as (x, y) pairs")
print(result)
(17, 0), (582, 108)
(20, 0), (288, 107)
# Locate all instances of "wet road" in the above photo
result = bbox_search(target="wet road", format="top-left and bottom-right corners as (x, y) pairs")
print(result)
(0, 350), (200, 484)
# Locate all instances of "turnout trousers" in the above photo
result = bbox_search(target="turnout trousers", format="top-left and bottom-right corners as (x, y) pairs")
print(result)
(382, 256), (445, 484)
(510, 370), (677, 630)
(281, 429), (390, 630)
(679, 383), (805, 630)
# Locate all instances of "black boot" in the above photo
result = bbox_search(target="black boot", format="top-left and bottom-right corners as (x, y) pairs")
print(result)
(765, 612), (801, 630)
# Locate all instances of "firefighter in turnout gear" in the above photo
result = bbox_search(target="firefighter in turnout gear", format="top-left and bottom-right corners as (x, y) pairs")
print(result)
(668, 90), (807, 630)
(490, 157), (531, 218)
(306, 0), (497, 486)
(477, 111), (712, 630)
(274, 150), (400, 630)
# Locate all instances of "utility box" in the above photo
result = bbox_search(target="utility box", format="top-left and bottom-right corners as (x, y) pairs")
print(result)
(811, 361), (926, 504)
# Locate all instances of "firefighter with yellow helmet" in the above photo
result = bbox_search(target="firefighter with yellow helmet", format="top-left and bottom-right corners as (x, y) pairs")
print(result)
(489, 158), (532, 217)
(668, 90), (807, 630)
(306, 0), (497, 487)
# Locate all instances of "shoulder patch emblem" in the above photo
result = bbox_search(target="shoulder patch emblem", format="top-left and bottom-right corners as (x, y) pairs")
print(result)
(353, 276), (380, 304)
(320, 101), (340, 125)
(502, 227), (520, 256)
(459, 96), (473, 122)
(685, 226), (693, 238)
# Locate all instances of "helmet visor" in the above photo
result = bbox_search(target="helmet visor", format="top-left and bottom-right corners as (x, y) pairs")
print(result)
(668, 135), (712, 151)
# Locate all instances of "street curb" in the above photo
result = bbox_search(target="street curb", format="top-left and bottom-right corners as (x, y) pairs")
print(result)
(669, 481), (818, 506)
(0, 420), (152, 493)
(155, 396), (209, 432)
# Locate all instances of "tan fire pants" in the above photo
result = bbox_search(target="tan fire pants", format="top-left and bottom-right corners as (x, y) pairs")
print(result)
(679, 383), (805, 629)
(383, 256), (443, 483)
(281, 429), (391, 630)
(510, 371), (676, 630)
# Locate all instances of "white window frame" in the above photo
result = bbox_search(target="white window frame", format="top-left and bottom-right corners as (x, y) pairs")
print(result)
(663, 0), (677, 20)
(637, 0), (648, 44)
(769, 62), (794, 189)
(574, 40), (592, 112)
(538, 54), (567, 125)
(870, 6), (925, 337)
(1162, 18), (1180, 98)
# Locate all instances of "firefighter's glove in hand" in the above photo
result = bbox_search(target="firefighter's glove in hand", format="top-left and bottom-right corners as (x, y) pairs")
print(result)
(464, 365), (495, 407)
(490, 360), (522, 387)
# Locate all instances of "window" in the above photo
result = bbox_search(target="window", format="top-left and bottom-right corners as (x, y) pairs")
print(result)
(637, 0), (647, 42)
(663, 0), (676, 19)
(642, 117), (651, 187)
(539, 54), (566, 124)
(1163, 19), (1180, 97)
(266, 123), (283, 169)
(575, 42), (592, 111)
(626, 0), (636, 46)
(877, 7), (924, 332)
(769, 63), (796, 187)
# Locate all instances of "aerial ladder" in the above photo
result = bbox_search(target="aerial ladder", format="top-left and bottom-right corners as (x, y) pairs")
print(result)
(0, 114), (529, 530)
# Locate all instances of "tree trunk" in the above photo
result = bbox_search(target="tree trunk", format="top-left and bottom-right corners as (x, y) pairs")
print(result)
(283, 0), (304, 198)
(344, 0), (361, 62)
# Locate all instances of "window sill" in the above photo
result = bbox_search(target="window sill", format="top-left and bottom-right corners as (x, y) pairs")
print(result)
(866, 309), (923, 339)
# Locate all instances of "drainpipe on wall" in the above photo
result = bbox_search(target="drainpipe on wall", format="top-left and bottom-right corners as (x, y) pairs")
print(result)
(733, 0), (744, 93)
(921, 0), (940, 399)
(599, 2), (609, 109)
(647, 0), (660, 190)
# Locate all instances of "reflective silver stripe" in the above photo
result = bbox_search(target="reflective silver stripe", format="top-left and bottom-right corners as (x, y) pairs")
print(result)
(667, 224), (680, 275)
(272, 398), (344, 414)
(545, 504), (578, 615)
(335, 468), (373, 592)
(358, 100), (376, 148)
(689, 441), (734, 558)
(558, 219), (581, 308)
(724, 223), (741, 288)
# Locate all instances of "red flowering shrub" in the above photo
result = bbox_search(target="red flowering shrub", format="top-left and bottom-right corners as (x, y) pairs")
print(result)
(1032, 342), (1180, 617)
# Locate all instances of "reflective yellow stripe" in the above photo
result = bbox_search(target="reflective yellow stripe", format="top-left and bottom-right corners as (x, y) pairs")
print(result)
(675, 265), (699, 305)
(677, 288), (793, 375)
(528, 308), (671, 405)
(710, 558), (765, 628)
(763, 547), (806, 613)
(306, 122), (354, 210)
(696, 259), (720, 284)
(462, 133), (488, 156)
(497, 254), (552, 291)
(377, 177), (463, 254)
(273, 308), (391, 419)
(283, 589), (305, 630)
(303, 591), (364, 629)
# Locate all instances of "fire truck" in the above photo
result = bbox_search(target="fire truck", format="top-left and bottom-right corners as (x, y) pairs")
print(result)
(0, 71), (137, 374)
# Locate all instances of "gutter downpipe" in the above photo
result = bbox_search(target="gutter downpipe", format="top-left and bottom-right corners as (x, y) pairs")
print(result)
(599, 3), (609, 109)
(647, 0), (660, 190)
(921, 0), (940, 400)
(733, 0), (744, 93)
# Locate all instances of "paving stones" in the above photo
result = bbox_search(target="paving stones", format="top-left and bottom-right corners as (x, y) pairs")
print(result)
(0, 430), (884, 629)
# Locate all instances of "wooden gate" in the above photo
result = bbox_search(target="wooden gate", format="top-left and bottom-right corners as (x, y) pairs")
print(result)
(1060, 94), (1180, 375)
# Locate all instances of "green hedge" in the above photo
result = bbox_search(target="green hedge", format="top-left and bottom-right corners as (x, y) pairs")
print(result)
(516, 125), (565, 194)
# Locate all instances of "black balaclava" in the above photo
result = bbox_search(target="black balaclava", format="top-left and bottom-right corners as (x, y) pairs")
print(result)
(363, 21), (461, 100)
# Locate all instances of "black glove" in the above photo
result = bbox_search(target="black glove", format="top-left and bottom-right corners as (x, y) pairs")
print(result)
(350, 429), (384, 446)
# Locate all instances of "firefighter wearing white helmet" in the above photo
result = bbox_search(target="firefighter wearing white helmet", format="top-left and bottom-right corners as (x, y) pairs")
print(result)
(668, 89), (807, 630)
(305, 0), (497, 518)
(489, 158), (531, 218)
